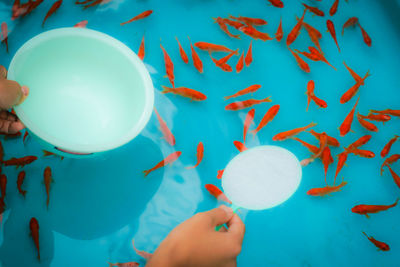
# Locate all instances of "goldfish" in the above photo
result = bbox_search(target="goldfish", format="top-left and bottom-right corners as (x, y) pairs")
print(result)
(329, 0), (339, 16)
(359, 113), (391, 123)
(189, 38), (203, 73)
(222, 18), (245, 30)
(358, 23), (372, 46)
(308, 47), (336, 70)
(362, 232), (390, 251)
(217, 169), (224, 179)
(233, 140), (248, 152)
(73, 20), (88, 28)
(381, 154), (400, 175)
(42, 150), (64, 160)
(213, 17), (241, 39)
(302, 21), (323, 52)
(108, 262), (139, 267)
(295, 49), (320, 62)
(224, 84), (261, 100)
(386, 165), (400, 189)
(0, 174), (6, 201)
(30, 217), (40, 261)
(210, 56), (232, 72)
(357, 113), (378, 132)
(175, 37), (188, 64)
(138, 35), (145, 61)
(342, 17), (358, 35)
(213, 49), (238, 66)
(370, 109), (400, 117)
(292, 137), (319, 154)
(245, 41), (253, 66)
(243, 109), (255, 142)
(236, 51), (244, 73)
(273, 122), (317, 141)
(225, 97), (271, 111)
(154, 108), (175, 146)
(204, 184), (231, 204)
(229, 15), (267, 26)
(267, 0), (284, 8)
(340, 75), (369, 104)
(160, 43), (175, 88)
(44, 166), (53, 209)
(1, 23), (8, 53)
(286, 9), (307, 46)
(334, 152), (348, 182)
(275, 17), (283, 42)
(1, 131), (22, 139)
(307, 180), (347, 196)
(239, 25), (273, 41)
(306, 80), (327, 110)
(321, 146), (334, 183)
(120, 10), (153, 26)
(17, 171), (27, 198)
(339, 97), (359, 136)
(326, 19), (340, 52)
(132, 239), (153, 260)
(347, 135), (372, 152)
(3, 156), (38, 168)
(309, 130), (340, 147)
(82, 0), (109, 9)
(251, 104), (280, 135)
(186, 142), (204, 169)
(194, 42), (238, 54)
(381, 136), (399, 158)
(346, 148), (375, 158)
(143, 151), (182, 177)
(351, 198), (398, 218)
(288, 48), (310, 73)
(302, 3), (324, 16)
(161, 86), (206, 101)
(23, 131), (29, 143)
(42, 0), (62, 27)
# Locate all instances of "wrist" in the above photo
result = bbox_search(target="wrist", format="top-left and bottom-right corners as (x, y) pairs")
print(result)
(146, 241), (185, 267)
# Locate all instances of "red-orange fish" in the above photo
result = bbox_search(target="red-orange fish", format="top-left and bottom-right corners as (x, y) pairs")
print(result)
(326, 19), (340, 52)
(251, 104), (280, 135)
(154, 108), (175, 146)
(267, 0), (284, 8)
(161, 86), (206, 101)
(292, 137), (319, 154)
(210, 56), (233, 72)
(288, 48), (310, 73)
(352, 198), (398, 218)
(224, 84), (261, 100)
(357, 113), (378, 132)
(143, 151), (182, 177)
(342, 17), (358, 35)
(239, 25), (273, 41)
(245, 41), (253, 66)
(132, 239), (153, 260)
(17, 171), (27, 198)
(308, 47), (336, 70)
(381, 135), (399, 158)
(189, 38), (203, 73)
(387, 165), (400, 189)
(346, 148), (375, 158)
(347, 135), (372, 151)
(321, 146), (334, 183)
(287, 9), (307, 46)
(0, 174), (6, 201)
(187, 142), (204, 169)
(217, 169), (224, 179)
(194, 42), (238, 54)
(30, 217), (40, 261)
(175, 37), (188, 64)
(225, 97), (271, 111)
(362, 232), (390, 251)
(229, 15), (267, 26)
(302, 21), (323, 52)
(42, 0), (62, 27)
(233, 140), (248, 152)
(334, 152), (348, 182)
(243, 109), (255, 142)
(222, 18), (245, 30)
(1, 22), (9, 53)
(138, 35), (145, 61)
(273, 122), (317, 141)
(339, 97), (359, 136)
(214, 49), (238, 66)
(302, 3), (324, 16)
(160, 43), (175, 88)
(305, 80), (328, 110)
(3, 156), (38, 168)
(73, 20), (88, 28)
(108, 262), (139, 267)
(275, 17), (283, 42)
(359, 23), (373, 46)
(23, 131), (29, 143)
(205, 184), (231, 204)
(359, 113), (391, 123)
(307, 180), (347, 196)
(340, 63), (370, 103)
(213, 17), (241, 39)
(236, 51), (244, 73)
(44, 166), (53, 209)
(43, 150), (64, 160)
(309, 130), (340, 147)
(329, 0), (339, 16)
(381, 154), (400, 176)
(120, 10), (153, 26)
(82, 0), (103, 9)
(370, 109), (400, 117)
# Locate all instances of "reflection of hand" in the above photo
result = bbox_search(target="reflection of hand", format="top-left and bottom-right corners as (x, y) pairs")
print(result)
(146, 205), (245, 267)
(0, 65), (29, 134)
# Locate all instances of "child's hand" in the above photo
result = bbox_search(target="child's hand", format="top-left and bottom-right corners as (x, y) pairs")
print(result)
(146, 205), (245, 267)
(0, 65), (29, 134)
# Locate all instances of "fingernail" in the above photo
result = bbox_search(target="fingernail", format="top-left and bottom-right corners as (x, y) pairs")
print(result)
(220, 205), (233, 217)
(21, 86), (29, 96)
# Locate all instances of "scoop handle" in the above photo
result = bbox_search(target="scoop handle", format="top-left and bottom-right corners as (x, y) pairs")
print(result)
(215, 203), (240, 231)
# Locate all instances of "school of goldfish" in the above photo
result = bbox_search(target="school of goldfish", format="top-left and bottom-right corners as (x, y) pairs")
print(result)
(0, 0), (398, 264)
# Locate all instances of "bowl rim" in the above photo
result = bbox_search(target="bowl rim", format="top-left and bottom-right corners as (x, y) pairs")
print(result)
(9, 27), (154, 154)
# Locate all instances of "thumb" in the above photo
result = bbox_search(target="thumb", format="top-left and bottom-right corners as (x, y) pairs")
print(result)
(204, 205), (233, 227)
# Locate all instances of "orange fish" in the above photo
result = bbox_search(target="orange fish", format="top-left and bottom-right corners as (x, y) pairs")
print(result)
(143, 151), (182, 177)
(292, 137), (319, 154)
(307, 180), (347, 196)
(351, 198), (398, 218)
(346, 148), (375, 158)
(120, 10), (153, 26)
(1, 22), (9, 53)
(381, 154), (400, 176)
(175, 37), (188, 64)
(306, 80), (315, 111)
(214, 49), (238, 66)
(339, 97), (359, 136)
(245, 41), (253, 66)
(381, 135), (399, 158)
(286, 9), (307, 46)
(358, 23), (372, 46)
(347, 135), (372, 150)
(160, 43), (175, 88)
(204, 184), (231, 204)
(326, 19), (340, 52)
(30, 217), (40, 261)
(309, 130), (340, 147)
(362, 232), (390, 251)
(251, 104), (280, 135)
(302, 3), (324, 16)
(288, 48), (310, 73)
(308, 47), (336, 70)
(194, 42), (238, 54)
(82, 0), (103, 9)
(154, 108), (175, 146)
(300, 132), (328, 166)
(329, 0), (339, 16)
(273, 122), (317, 141)
(42, 0), (62, 27)
(267, 0), (284, 8)
(108, 262), (139, 267)
(189, 38), (203, 73)
(3, 156), (38, 168)
(233, 140), (247, 152)
(23, 131), (29, 143)
(43, 150), (64, 160)
(239, 25), (273, 41)
(243, 109), (255, 142)
(186, 142), (204, 169)
(222, 18), (245, 30)
(217, 169), (224, 179)
(161, 86), (206, 101)
(357, 113), (378, 132)
(137, 35), (145, 61)
(275, 17), (283, 42)
(44, 166), (53, 209)
(210, 56), (233, 72)
(386, 165), (400, 189)
(302, 21), (323, 52)
(225, 97), (271, 111)
(236, 51), (244, 73)
(73, 20), (88, 28)
(342, 17), (358, 35)
(224, 84), (261, 100)
(213, 17), (241, 39)
(132, 239), (153, 260)
(295, 49), (320, 62)
(0, 174), (6, 201)
(17, 171), (27, 198)
(370, 109), (400, 117)
(340, 67), (370, 103)
(334, 152), (348, 182)
(321, 146), (334, 183)
(229, 15), (267, 26)
(359, 113), (391, 123)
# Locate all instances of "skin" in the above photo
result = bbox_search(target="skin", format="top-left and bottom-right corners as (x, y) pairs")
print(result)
(147, 206), (245, 267)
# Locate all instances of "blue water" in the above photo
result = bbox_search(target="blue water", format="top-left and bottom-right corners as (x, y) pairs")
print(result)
(1, 0), (400, 266)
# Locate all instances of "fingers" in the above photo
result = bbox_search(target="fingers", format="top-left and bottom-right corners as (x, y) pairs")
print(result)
(203, 205), (233, 227)
(0, 119), (25, 134)
(17, 86), (29, 105)
(0, 79), (22, 109)
(226, 214), (245, 243)
(0, 65), (6, 79)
